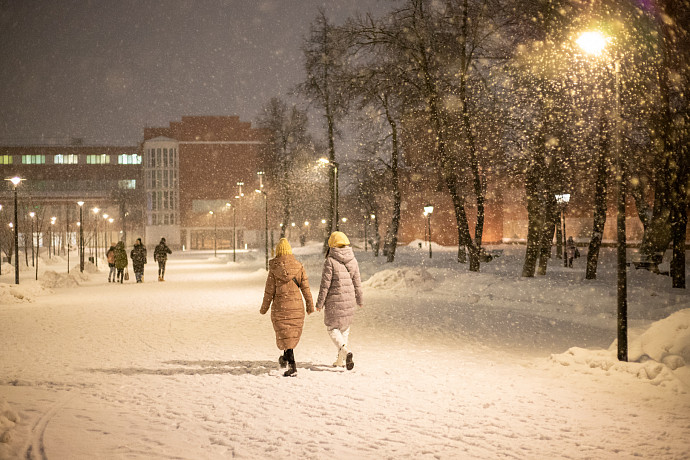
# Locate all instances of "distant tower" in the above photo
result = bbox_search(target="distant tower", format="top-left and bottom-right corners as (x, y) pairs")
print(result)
(142, 137), (180, 246)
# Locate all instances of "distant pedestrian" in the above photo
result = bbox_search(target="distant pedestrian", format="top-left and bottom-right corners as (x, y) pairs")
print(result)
(114, 241), (128, 283)
(154, 237), (172, 281)
(130, 238), (147, 283)
(106, 243), (117, 282)
(260, 238), (314, 377)
(566, 236), (576, 268)
(315, 231), (363, 371)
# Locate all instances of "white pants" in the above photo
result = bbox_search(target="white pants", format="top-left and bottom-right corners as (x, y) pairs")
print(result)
(328, 327), (350, 350)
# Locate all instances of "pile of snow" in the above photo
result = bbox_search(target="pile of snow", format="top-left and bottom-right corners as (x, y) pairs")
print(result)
(551, 308), (690, 393)
(0, 396), (19, 443)
(0, 282), (50, 304)
(39, 270), (90, 289)
(363, 267), (435, 291)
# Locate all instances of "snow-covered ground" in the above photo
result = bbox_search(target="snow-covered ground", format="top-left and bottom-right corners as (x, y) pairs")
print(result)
(0, 242), (688, 459)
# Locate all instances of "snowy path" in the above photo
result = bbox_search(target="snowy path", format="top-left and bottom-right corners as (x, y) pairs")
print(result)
(1, 250), (689, 459)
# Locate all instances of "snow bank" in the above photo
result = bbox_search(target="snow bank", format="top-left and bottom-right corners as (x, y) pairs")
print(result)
(551, 308), (690, 393)
(39, 270), (90, 289)
(363, 267), (435, 291)
(0, 396), (19, 443)
(0, 282), (50, 304)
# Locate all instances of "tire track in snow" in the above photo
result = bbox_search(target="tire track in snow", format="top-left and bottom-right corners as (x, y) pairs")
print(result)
(24, 392), (74, 460)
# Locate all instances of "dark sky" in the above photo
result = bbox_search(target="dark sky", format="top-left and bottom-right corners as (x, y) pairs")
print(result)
(0, 0), (388, 146)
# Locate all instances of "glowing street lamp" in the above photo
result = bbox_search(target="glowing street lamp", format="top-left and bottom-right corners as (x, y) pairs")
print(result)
(577, 30), (627, 362)
(77, 201), (85, 272)
(555, 193), (571, 267)
(226, 203), (236, 262)
(424, 205), (434, 259)
(29, 212), (36, 268)
(7, 177), (21, 283)
(256, 188), (268, 271)
(209, 211), (217, 257)
(319, 158), (340, 231)
(92, 207), (100, 267)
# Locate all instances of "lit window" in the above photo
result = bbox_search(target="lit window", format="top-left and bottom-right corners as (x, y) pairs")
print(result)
(86, 154), (110, 164)
(118, 180), (136, 189)
(118, 154), (142, 165)
(0, 155), (12, 165)
(22, 155), (46, 164)
(54, 154), (78, 164)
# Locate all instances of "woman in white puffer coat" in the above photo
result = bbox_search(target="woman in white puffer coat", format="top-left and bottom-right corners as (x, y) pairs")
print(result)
(315, 231), (364, 370)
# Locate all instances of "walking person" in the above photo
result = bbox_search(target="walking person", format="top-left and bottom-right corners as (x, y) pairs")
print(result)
(260, 238), (314, 377)
(106, 243), (117, 282)
(154, 237), (172, 281)
(114, 241), (128, 283)
(130, 238), (147, 283)
(566, 236), (576, 268)
(315, 231), (364, 371)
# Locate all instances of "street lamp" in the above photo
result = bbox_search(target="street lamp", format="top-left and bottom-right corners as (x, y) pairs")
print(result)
(209, 211), (217, 257)
(50, 216), (56, 258)
(0, 204), (2, 275)
(319, 158), (340, 231)
(29, 211), (36, 268)
(555, 193), (571, 267)
(92, 207), (100, 267)
(256, 188), (268, 270)
(577, 30), (627, 362)
(102, 214), (109, 257)
(226, 203), (236, 262)
(8, 177), (21, 283)
(77, 201), (84, 272)
(424, 204), (434, 259)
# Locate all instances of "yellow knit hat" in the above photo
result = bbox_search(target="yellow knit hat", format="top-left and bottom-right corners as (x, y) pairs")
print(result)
(275, 238), (293, 256)
(328, 231), (350, 248)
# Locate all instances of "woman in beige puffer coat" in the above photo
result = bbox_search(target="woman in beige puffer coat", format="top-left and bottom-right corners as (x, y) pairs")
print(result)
(260, 238), (314, 377)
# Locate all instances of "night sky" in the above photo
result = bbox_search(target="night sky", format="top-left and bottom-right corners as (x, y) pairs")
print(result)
(0, 0), (386, 146)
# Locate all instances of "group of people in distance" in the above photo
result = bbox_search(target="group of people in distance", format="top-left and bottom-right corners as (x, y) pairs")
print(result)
(105, 237), (172, 283)
(261, 231), (364, 377)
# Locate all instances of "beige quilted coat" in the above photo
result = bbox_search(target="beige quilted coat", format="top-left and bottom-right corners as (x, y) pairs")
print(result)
(260, 254), (314, 350)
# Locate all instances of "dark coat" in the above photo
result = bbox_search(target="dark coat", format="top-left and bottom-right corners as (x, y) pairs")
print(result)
(130, 243), (147, 272)
(315, 246), (363, 331)
(260, 254), (314, 350)
(154, 242), (172, 262)
(114, 242), (128, 270)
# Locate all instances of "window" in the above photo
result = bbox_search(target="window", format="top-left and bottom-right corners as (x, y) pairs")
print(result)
(163, 148), (168, 167)
(0, 155), (12, 165)
(149, 149), (156, 167)
(118, 180), (136, 189)
(86, 154), (110, 164)
(157, 148), (162, 167)
(22, 155), (46, 164)
(118, 154), (141, 165)
(54, 154), (78, 164)
(163, 170), (168, 188)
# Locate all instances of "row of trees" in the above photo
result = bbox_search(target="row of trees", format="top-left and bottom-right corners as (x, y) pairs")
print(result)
(259, 0), (688, 287)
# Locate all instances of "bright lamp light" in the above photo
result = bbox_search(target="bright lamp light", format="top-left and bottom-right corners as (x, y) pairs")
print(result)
(576, 31), (608, 56)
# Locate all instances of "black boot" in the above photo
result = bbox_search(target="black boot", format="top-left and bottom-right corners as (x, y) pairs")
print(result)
(278, 350), (287, 368)
(283, 349), (297, 377)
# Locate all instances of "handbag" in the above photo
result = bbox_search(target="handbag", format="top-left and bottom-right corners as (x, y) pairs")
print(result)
(124, 268), (130, 281)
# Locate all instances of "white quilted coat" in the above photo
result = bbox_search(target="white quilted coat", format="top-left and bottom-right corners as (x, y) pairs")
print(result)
(315, 246), (363, 330)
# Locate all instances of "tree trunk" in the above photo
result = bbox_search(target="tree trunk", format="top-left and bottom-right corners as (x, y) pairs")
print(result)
(586, 115), (610, 280)
(537, 195), (556, 275)
(385, 104), (401, 263)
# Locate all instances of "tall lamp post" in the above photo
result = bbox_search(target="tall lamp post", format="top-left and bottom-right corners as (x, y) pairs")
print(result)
(29, 212), (35, 267)
(226, 202), (236, 262)
(50, 216), (56, 258)
(102, 214), (109, 255)
(209, 211), (217, 257)
(424, 204), (434, 259)
(319, 158), (340, 231)
(7, 177), (22, 284)
(92, 207), (99, 267)
(256, 188), (268, 271)
(555, 193), (571, 267)
(77, 201), (85, 272)
(577, 30), (627, 361)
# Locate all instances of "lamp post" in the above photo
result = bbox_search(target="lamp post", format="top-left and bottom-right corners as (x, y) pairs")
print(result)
(50, 217), (56, 258)
(555, 193), (571, 267)
(92, 207), (99, 267)
(77, 201), (84, 272)
(7, 177), (21, 284)
(226, 203), (236, 262)
(209, 211), (217, 257)
(256, 189), (268, 271)
(108, 218), (114, 247)
(577, 30), (627, 362)
(29, 212), (35, 267)
(0, 204), (2, 276)
(102, 214), (109, 257)
(319, 158), (340, 231)
(424, 205), (434, 259)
